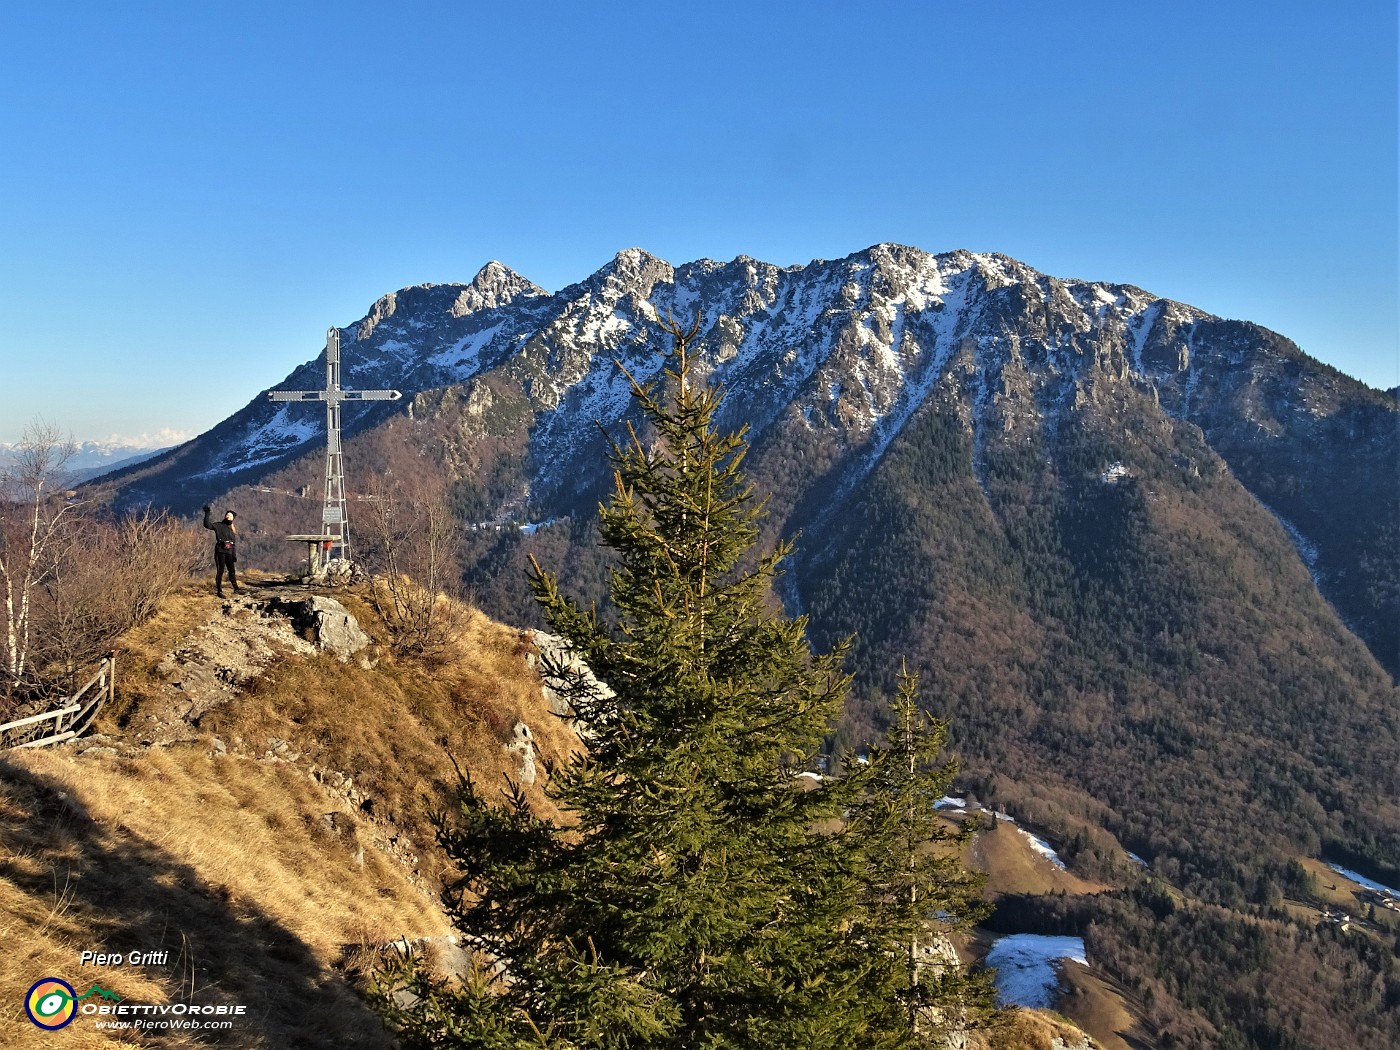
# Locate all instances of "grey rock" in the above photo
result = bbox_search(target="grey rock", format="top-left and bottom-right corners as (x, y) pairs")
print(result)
(503, 721), (537, 785)
(531, 630), (612, 721)
(272, 596), (370, 660)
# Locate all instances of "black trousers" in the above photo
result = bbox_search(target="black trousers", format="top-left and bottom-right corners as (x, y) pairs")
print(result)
(215, 549), (238, 592)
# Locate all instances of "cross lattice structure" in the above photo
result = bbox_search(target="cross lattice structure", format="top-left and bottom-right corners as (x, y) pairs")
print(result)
(267, 327), (401, 566)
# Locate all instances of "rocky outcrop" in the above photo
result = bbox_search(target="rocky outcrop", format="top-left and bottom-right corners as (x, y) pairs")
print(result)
(503, 721), (537, 785)
(270, 595), (371, 660)
(918, 934), (970, 1049)
(141, 590), (372, 743)
(528, 630), (613, 720)
(154, 597), (317, 730)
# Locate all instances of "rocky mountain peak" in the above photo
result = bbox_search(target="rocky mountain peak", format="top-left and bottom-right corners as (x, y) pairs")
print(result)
(355, 290), (401, 343)
(453, 261), (547, 317)
(855, 241), (940, 270)
(104, 243), (1396, 681)
(348, 267), (546, 344)
(587, 248), (676, 297)
(611, 246), (665, 270)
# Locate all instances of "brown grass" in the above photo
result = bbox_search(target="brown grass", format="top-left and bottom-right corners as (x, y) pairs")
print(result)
(100, 581), (232, 729)
(196, 593), (579, 851)
(1, 580), (582, 1047)
(1056, 961), (1161, 1050)
(0, 745), (432, 1047)
(969, 1006), (1103, 1050)
(967, 817), (1109, 900)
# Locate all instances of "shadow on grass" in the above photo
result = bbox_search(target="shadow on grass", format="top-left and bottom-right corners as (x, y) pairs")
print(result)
(0, 756), (394, 1048)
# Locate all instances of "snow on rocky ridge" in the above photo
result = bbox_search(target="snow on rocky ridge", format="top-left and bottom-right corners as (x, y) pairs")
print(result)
(188, 244), (1229, 495)
(109, 242), (1395, 664)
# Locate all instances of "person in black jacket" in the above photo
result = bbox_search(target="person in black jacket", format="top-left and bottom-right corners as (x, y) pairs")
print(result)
(202, 506), (241, 597)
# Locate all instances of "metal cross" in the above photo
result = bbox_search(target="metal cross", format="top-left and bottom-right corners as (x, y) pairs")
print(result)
(267, 327), (401, 565)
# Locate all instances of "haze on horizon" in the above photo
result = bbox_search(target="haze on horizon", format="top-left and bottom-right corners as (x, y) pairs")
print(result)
(1, 0), (1394, 445)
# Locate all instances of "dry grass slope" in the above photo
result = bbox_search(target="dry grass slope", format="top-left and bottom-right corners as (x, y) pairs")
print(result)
(0, 579), (579, 1048)
(2, 575), (1134, 1048)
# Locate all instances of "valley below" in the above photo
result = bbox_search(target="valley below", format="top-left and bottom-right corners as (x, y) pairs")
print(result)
(18, 242), (1398, 1049)
(2, 576), (1396, 1048)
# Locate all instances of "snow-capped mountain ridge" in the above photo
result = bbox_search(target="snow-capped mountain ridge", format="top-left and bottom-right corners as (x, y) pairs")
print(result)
(288, 245), (1217, 453)
(131, 240), (1377, 491)
(100, 242), (1396, 675)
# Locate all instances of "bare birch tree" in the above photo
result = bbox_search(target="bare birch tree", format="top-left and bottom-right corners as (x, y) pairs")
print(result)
(0, 422), (78, 697)
(35, 509), (203, 691)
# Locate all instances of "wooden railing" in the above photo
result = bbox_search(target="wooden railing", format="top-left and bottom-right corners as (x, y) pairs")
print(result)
(0, 653), (116, 751)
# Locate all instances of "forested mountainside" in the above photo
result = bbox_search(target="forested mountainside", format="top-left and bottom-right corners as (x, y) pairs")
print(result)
(102, 244), (1397, 678)
(91, 244), (1400, 1049)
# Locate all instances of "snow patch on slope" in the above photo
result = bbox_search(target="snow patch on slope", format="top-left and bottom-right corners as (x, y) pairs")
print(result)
(1327, 863), (1400, 900)
(428, 321), (507, 372)
(986, 934), (1086, 1009)
(1257, 499), (1321, 578)
(1127, 299), (1163, 378)
(1017, 828), (1068, 870)
(851, 258), (979, 488)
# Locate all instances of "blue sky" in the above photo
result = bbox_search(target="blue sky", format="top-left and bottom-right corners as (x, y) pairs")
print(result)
(1, 1), (1395, 445)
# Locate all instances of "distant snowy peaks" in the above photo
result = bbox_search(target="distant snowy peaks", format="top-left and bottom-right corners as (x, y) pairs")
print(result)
(0, 436), (178, 482)
(0, 435), (185, 462)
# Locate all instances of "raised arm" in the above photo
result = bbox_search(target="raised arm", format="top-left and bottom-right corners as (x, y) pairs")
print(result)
(202, 505), (215, 531)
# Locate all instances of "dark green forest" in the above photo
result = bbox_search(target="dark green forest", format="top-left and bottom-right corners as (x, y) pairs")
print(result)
(796, 391), (1399, 896)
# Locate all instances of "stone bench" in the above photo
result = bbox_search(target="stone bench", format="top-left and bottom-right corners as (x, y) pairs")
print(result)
(286, 534), (339, 581)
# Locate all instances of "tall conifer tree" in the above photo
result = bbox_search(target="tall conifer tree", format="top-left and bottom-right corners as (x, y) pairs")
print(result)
(376, 316), (989, 1048)
(848, 666), (996, 1042)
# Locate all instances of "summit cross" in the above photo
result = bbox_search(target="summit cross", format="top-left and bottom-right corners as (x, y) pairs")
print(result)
(267, 327), (401, 565)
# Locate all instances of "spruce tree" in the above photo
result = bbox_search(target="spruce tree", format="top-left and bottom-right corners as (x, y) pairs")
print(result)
(375, 316), (989, 1048)
(848, 666), (996, 1043)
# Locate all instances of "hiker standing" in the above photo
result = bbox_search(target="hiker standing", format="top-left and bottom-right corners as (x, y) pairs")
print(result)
(202, 506), (241, 597)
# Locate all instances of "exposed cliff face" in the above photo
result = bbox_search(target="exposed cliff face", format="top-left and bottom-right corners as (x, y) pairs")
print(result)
(102, 244), (1396, 678)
